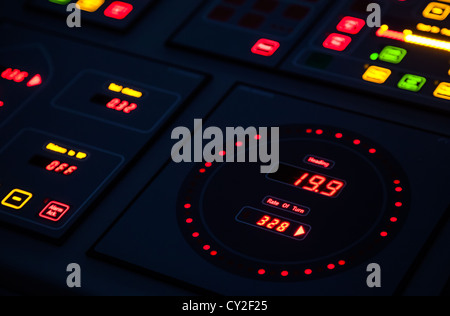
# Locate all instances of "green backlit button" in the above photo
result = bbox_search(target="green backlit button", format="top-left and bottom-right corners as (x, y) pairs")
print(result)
(49, 0), (72, 4)
(379, 46), (407, 64)
(398, 74), (427, 92)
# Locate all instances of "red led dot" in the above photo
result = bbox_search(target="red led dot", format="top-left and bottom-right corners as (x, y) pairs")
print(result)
(353, 139), (361, 145)
(205, 162), (212, 167)
(210, 251), (217, 256)
(369, 148), (377, 154)
(395, 202), (403, 207)
(304, 269), (312, 275)
(316, 129), (323, 135)
(395, 187), (403, 192)
(338, 260), (346, 266)
(335, 133), (343, 139)
(203, 245), (211, 251)
(258, 269), (266, 275)
(380, 231), (388, 237)
(390, 217), (398, 222)
(306, 129), (313, 134)
(0, 101), (4, 107)
(281, 271), (289, 277)
(394, 180), (401, 185)
(192, 232), (199, 238)
(327, 264), (335, 270)
(219, 151), (226, 156)
(186, 218), (193, 224)
(236, 141), (243, 147)
(184, 203), (191, 209)
(199, 168), (206, 173)
(254, 134), (261, 140)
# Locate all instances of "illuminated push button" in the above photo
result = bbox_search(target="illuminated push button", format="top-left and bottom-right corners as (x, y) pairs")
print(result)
(251, 39), (280, 57)
(423, 2), (450, 21)
(1, 189), (33, 210)
(39, 201), (70, 222)
(397, 74), (426, 92)
(76, 0), (105, 12)
(362, 66), (392, 84)
(379, 46), (407, 64)
(104, 1), (134, 20)
(323, 33), (352, 52)
(336, 16), (365, 35)
(48, 0), (71, 4)
(433, 82), (450, 100)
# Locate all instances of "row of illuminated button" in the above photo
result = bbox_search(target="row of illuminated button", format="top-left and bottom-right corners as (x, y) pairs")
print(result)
(1, 189), (70, 222)
(362, 65), (450, 100)
(49, 0), (133, 20)
(322, 16), (366, 52)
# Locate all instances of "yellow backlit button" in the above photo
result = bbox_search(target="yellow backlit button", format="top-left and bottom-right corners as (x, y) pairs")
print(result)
(1, 189), (33, 210)
(423, 2), (450, 21)
(76, 0), (105, 12)
(362, 66), (392, 84)
(433, 82), (450, 100)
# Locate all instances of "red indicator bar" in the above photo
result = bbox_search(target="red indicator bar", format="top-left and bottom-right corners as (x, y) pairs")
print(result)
(376, 26), (405, 42)
(236, 207), (311, 241)
(262, 196), (310, 216)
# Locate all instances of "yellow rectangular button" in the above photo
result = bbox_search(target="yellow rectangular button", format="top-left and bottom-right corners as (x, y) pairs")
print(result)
(362, 66), (392, 84)
(76, 0), (105, 12)
(433, 82), (450, 100)
(423, 2), (450, 21)
(1, 189), (33, 210)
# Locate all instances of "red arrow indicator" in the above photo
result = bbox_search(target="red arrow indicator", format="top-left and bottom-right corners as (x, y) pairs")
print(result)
(27, 74), (42, 87)
(294, 225), (306, 237)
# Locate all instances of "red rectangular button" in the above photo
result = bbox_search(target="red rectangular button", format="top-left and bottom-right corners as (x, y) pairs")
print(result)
(39, 201), (70, 222)
(104, 1), (133, 20)
(251, 38), (280, 56)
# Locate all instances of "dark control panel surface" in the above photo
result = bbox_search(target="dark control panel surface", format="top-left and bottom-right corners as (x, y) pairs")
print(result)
(1, 0), (450, 297)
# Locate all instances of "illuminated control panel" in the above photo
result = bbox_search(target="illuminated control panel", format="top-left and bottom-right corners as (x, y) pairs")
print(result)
(94, 86), (450, 295)
(172, 0), (330, 66)
(28, 0), (154, 30)
(175, 124), (408, 281)
(284, 0), (450, 112)
(0, 130), (123, 238)
(53, 70), (181, 133)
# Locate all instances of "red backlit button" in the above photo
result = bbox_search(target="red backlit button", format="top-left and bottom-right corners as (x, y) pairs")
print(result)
(39, 201), (70, 222)
(323, 33), (352, 51)
(336, 16), (365, 34)
(251, 38), (280, 57)
(104, 1), (133, 20)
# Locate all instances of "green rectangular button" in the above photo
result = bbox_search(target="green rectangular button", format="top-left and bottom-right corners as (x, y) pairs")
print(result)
(49, 0), (72, 4)
(398, 74), (426, 92)
(379, 46), (407, 64)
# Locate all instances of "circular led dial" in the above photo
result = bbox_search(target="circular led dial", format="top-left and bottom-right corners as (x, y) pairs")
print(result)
(177, 126), (409, 281)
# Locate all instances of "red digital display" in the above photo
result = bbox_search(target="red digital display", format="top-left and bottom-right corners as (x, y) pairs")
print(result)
(29, 155), (78, 176)
(267, 163), (346, 198)
(91, 94), (138, 114)
(1, 66), (42, 87)
(236, 207), (311, 241)
(106, 98), (137, 113)
(46, 160), (78, 175)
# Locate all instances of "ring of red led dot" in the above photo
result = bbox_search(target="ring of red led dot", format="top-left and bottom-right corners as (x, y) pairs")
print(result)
(177, 125), (409, 281)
